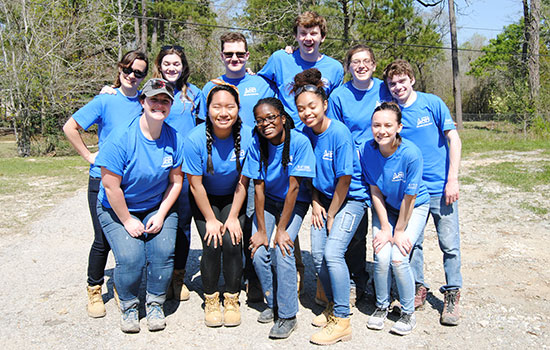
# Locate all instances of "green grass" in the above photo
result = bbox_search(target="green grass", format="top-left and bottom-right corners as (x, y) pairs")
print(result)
(520, 202), (549, 215)
(473, 161), (550, 192)
(460, 122), (550, 156)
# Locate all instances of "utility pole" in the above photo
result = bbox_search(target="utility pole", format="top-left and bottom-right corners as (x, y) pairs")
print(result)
(448, 0), (463, 129)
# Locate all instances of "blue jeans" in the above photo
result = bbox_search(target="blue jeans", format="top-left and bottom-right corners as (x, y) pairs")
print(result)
(409, 196), (462, 292)
(174, 176), (192, 270)
(311, 195), (368, 318)
(372, 203), (429, 314)
(97, 204), (178, 312)
(252, 199), (309, 319)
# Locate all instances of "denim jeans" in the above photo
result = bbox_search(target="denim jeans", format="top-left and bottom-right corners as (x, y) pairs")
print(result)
(87, 176), (110, 286)
(252, 199), (309, 319)
(372, 203), (429, 314)
(174, 176), (192, 270)
(311, 195), (368, 318)
(190, 193), (244, 294)
(409, 196), (462, 292)
(97, 204), (178, 312)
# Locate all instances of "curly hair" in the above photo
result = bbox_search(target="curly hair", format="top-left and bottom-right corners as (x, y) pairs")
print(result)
(291, 68), (327, 101)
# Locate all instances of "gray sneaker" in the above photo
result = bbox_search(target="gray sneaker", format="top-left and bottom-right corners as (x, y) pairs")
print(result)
(269, 317), (297, 339)
(366, 307), (388, 330)
(257, 307), (274, 323)
(146, 302), (166, 332)
(120, 307), (140, 333)
(390, 312), (416, 336)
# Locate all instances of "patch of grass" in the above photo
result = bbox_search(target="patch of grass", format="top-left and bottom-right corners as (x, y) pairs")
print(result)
(520, 202), (549, 215)
(460, 122), (550, 156)
(459, 175), (476, 185)
(473, 161), (550, 192)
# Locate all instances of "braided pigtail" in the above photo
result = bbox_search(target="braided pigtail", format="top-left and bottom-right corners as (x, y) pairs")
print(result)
(205, 117), (215, 175)
(281, 113), (294, 169)
(257, 126), (269, 174)
(232, 116), (243, 173)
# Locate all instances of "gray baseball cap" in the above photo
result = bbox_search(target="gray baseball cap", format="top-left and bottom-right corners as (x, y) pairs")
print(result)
(141, 78), (174, 100)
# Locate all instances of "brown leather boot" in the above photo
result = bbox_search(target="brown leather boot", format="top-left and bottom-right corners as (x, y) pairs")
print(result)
(223, 292), (241, 327)
(204, 292), (223, 327)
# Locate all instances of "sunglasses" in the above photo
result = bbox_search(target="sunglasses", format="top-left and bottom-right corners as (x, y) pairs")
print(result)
(150, 79), (174, 94)
(222, 51), (247, 59)
(295, 84), (321, 96)
(161, 45), (184, 52)
(122, 66), (147, 79)
(254, 114), (281, 126)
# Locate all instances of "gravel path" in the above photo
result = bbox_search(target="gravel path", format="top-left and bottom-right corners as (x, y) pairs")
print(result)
(1, 150), (549, 349)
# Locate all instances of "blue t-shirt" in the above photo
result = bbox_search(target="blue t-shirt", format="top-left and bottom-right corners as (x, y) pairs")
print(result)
(72, 88), (142, 177)
(242, 129), (315, 203)
(182, 123), (253, 196)
(302, 120), (368, 202)
(361, 138), (429, 210)
(199, 74), (276, 127)
(258, 50), (344, 130)
(327, 79), (392, 148)
(398, 92), (456, 196)
(95, 117), (184, 212)
(164, 83), (202, 137)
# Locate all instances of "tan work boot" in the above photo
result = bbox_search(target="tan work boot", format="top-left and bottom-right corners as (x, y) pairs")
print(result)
(314, 278), (329, 306)
(170, 269), (190, 301)
(223, 292), (241, 327)
(310, 315), (352, 345)
(204, 292), (223, 327)
(87, 285), (106, 318)
(312, 301), (334, 327)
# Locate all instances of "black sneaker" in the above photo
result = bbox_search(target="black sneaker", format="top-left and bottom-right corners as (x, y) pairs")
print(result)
(269, 317), (297, 339)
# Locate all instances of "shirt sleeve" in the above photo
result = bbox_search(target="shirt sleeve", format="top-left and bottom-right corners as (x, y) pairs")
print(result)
(326, 95), (343, 122)
(257, 52), (279, 84)
(360, 143), (377, 186)
(94, 128), (127, 176)
(289, 134), (316, 178)
(242, 138), (262, 180)
(72, 95), (104, 131)
(182, 134), (204, 175)
(333, 132), (355, 178)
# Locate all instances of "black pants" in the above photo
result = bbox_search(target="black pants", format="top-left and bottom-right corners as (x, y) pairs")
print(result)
(191, 193), (244, 294)
(87, 176), (111, 286)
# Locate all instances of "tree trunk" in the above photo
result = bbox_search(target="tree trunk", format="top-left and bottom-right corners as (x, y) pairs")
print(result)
(448, 0), (463, 130)
(527, 0), (540, 108)
(140, 0), (147, 52)
(117, 0), (123, 60)
(134, 0), (140, 49)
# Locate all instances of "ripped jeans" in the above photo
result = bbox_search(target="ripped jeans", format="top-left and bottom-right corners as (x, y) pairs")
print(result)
(310, 195), (368, 318)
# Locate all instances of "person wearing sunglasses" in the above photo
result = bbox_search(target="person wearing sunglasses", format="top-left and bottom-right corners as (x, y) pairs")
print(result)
(199, 32), (275, 127)
(199, 32), (277, 304)
(63, 50), (148, 319)
(95, 78), (183, 333)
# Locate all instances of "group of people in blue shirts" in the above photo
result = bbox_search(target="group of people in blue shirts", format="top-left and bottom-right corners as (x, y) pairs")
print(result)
(64, 10), (463, 345)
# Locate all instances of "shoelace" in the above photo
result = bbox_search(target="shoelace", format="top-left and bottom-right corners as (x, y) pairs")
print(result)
(148, 304), (163, 319)
(324, 315), (338, 333)
(123, 308), (138, 321)
(372, 308), (387, 318)
(445, 292), (457, 313)
(205, 297), (220, 312)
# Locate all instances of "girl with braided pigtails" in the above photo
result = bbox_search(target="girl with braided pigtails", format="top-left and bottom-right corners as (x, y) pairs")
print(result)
(182, 82), (253, 328)
(240, 97), (315, 340)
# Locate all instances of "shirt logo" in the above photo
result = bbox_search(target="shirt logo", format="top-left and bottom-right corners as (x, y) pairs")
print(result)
(230, 149), (245, 162)
(288, 155), (294, 166)
(161, 156), (173, 168)
(296, 164), (312, 172)
(392, 172), (405, 182)
(407, 183), (418, 190)
(244, 87), (258, 96)
(416, 116), (433, 128)
(322, 150), (333, 161)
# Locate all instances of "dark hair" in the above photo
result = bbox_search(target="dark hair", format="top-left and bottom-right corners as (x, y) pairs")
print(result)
(383, 59), (415, 82)
(344, 44), (375, 73)
(154, 45), (194, 107)
(291, 68), (327, 101)
(371, 101), (402, 149)
(220, 32), (248, 52)
(205, 84), (242, 175)
(113, 50), (148, 88)
(294, 11), (327, 38)
(252, 98), (295, 174)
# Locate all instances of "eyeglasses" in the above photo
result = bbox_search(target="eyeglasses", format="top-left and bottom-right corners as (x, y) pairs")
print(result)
(122, 66), (147, 79)
(350, 59), (373, 67)
(161, 45), (184, 52)
(150, 79), (174, 95)
(254, 114), (281, 126)
(222, 51), (247, 59)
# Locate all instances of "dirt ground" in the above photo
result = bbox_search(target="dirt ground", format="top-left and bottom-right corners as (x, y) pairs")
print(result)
(0, 150), (549, 349)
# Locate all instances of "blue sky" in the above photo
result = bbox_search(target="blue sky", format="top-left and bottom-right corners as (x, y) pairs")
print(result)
(454, 0), (524, 44)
